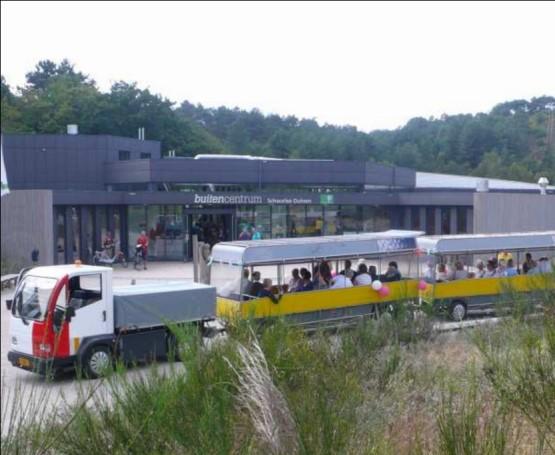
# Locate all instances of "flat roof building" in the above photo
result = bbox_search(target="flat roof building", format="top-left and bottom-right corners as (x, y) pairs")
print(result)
(2, 132), (554, 266)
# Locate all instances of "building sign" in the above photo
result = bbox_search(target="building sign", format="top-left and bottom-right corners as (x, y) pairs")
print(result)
(193, 193), (322, 205)
(265, 197), (313, 205)
(320, 194), (334, 204)
(194, 194), (263, 204)
(377, 237), (416, 252)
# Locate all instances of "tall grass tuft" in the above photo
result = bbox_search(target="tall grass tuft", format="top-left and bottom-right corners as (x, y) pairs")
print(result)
(229, 334), (299, 454)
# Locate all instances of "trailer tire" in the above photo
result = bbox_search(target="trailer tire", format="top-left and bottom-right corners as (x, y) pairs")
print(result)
(450, 300), (467, 321)
(83, 345), (113, 379)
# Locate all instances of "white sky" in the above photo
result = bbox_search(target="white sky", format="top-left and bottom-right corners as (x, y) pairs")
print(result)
(2, 1), (555, 132)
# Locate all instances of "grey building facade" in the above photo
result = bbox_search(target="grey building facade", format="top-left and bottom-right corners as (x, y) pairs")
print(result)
(1, 133), (552, 266)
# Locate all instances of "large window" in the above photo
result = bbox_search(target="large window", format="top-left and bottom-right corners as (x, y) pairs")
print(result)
(236, 206), (255, 239)
(254, 205), (271, 239)
(128, 206), (147, 255)
(306, 206), (323, 236)
(83, 207), (94, 263)
(441, 207), (451, 234)
(271, 206), (287, 238)
(145, 205), (185, 259)
(55, 208), (65, 264)
(362, 206), (390, 232)
(411, 207), (421, 231)
(457, 207), (468, 234)
(426, 207), (436, 235)
(98, 207), (108, 248)
(112, 208), (122, 250)
(324, 205), (340, 235)
(288, 206), (306, 237)
(339, 205), (360, 233)
(71, 207), (80, 261)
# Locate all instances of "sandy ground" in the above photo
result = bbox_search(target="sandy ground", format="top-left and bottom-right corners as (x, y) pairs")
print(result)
(1, 262), (195, 433)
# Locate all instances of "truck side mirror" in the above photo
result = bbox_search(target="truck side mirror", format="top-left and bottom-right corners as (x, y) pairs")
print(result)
(6, 299), (13, 311)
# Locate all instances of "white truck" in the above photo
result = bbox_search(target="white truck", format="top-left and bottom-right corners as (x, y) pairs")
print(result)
(6, 264), (216, 378)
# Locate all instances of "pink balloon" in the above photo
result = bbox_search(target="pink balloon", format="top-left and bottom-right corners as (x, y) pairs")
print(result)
(378, 285), (390, 297)
(418, 280), (428, 291)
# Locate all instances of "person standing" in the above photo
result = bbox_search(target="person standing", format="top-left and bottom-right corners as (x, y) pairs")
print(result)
(136, 230), (149, 270)
(103, 231), (115, 258)
(31, 248), (39, 266)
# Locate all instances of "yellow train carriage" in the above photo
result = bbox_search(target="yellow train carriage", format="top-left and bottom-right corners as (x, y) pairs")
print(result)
(211, 230), (423, 327)
(417, 231), (555, 320)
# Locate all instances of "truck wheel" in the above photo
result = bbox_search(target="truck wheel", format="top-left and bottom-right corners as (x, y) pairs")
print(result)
(450, 301), (467, 321)
(83, 345), (112, 379)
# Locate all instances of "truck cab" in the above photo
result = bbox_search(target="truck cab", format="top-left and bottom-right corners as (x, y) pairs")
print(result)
(7, 264), (113, 376)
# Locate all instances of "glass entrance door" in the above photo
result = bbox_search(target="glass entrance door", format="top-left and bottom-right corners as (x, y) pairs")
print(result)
(186, 212), (234, 259)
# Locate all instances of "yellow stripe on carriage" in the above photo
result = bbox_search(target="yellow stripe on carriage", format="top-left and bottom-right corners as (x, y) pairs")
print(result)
(217, 279), (420, 320)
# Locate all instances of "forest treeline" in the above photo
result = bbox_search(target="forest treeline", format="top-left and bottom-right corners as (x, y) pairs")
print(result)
(2, 59), (554, 182)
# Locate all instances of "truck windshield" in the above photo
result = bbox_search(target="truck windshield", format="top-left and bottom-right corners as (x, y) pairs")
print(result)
(12, 276), (57, 321)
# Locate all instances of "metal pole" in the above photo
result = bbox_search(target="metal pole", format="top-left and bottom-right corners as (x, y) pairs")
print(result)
(192, 234), (199, 283)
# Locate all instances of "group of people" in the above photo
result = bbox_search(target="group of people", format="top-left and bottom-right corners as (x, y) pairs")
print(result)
(238, 225), (263, 241)
(298, 259), (402, 291)
(426, 252), (553, 282)
(241, 259), (403, 300)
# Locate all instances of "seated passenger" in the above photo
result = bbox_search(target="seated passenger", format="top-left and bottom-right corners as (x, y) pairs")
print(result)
(330, 272), (354, 289)
(453, 261), (467, 280)
(288, 268), (301, 292)
(297, 269), (314, 292)
(423, 261), (435, 282)
(258, 278), (279, 303)
(354, 264), (373, 286)
(484, 260), (497, 278)
(436, 264), (449, 282)
(504, 259), (518, 277)
(523, 253), (534, 274)
(319, 261), (332, 288)
(497, 259), (507, 277)
(475, 261), (486, 278)
(382, 261), (401, 282)
(311, 265), (321, 289)
(538, 257), (553, 274)
(241, 269), (252, 294)
(248, 271), (263, 297)
(340, 260), (355, 280)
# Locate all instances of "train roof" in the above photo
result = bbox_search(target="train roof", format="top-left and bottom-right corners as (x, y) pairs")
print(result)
(210, 230), (424, 266)
(417, 231), (555, 255)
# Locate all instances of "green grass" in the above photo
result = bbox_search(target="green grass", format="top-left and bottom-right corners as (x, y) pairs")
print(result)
(2, 293), (555, 454)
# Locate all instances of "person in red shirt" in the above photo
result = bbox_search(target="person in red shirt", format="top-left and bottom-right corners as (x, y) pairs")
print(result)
(136, 230), (149, 270)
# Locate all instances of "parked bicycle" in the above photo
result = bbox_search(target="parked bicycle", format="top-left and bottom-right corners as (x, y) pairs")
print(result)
(93, 243), (128, 268)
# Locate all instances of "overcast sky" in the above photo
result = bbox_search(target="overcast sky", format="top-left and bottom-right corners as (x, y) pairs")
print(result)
(2, 1), (554, 132)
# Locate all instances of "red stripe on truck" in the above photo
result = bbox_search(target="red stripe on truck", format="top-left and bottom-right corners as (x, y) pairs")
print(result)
(32, 275), (70, 359)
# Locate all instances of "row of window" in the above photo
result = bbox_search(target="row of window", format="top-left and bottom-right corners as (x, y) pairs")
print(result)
(118, 150), (151, 161)
(53, 204), (471, 263)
